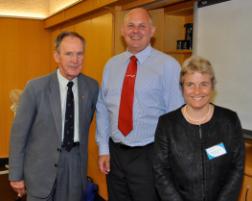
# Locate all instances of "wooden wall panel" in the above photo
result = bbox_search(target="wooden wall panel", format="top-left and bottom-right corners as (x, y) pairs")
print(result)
(114, 7), (127, 54)
(150, 8), (165, 51)
(45, 0), (118, 28)
(0, 18), (52, 157)
(164, 15), (185, 51)
(76, 13), (113, 80)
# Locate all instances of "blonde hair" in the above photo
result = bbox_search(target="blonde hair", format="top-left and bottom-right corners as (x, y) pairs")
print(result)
(180, 55), (216, 88)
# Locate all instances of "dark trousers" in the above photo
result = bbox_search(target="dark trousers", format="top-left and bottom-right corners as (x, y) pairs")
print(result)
(107, 139), (160, 201)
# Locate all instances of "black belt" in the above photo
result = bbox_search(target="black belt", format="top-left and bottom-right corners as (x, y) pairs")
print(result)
(110, 138), (153, 150)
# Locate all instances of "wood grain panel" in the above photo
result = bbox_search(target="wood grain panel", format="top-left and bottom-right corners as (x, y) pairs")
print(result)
(150, 8), (165, 51)
(45, 0), (118, 28)
(0, 18), (52, 157)
(164, 15), (185, 51)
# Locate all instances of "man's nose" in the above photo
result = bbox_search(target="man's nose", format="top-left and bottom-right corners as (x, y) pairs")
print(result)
(71, 55), (78, 63)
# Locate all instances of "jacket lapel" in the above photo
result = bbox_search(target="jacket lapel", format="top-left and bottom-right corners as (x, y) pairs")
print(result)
(49, 72), (62, 140)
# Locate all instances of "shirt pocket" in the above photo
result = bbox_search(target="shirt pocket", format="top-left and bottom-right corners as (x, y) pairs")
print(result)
(104, 87), (121, 108)
(135, 72), (163, 109)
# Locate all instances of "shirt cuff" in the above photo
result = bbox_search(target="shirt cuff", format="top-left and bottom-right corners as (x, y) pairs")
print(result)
(98, 144), (110, 156)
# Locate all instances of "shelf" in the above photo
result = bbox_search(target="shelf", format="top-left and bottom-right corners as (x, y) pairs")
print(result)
(166, 50), (192, 55)
(165, 49), (192, 65)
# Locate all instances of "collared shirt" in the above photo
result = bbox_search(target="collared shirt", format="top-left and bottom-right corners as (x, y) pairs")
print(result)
(57, 69), (80, 142)
(96, 45), (184, 155)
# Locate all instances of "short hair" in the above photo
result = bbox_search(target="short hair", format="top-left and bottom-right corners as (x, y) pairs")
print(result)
(123, 7), (154, 26)
(180, 55), (216, 88)
(54, 31), (85, 51)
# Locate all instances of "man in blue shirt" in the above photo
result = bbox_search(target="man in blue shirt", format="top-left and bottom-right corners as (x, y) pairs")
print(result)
(96, 7), (184, 201)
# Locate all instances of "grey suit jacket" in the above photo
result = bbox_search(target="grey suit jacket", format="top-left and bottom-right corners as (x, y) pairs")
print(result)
(9, 71), (98, 198)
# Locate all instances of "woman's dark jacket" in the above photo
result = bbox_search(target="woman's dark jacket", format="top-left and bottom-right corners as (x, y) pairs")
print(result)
(153, 105), (245, 201)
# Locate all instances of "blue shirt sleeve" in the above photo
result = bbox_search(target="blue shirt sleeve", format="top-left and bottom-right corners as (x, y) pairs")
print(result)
(96, 62), (111, 155)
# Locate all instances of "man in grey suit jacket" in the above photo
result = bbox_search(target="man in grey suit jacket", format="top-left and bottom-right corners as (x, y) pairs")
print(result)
(9, 32), (99, 201)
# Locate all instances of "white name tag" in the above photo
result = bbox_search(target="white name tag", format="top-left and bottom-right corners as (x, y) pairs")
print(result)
(205, 143), (227, 160)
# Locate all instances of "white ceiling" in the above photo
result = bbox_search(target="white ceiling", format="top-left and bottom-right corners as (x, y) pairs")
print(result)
(0, 0), (82, 19)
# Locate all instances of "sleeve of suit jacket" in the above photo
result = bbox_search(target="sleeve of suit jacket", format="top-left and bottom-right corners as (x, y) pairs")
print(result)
(9, 81), (37, 181)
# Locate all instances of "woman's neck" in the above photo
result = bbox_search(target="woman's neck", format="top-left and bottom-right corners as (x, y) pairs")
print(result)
(182, 104), (214, 125)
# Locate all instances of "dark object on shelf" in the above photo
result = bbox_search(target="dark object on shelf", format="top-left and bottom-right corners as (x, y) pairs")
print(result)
(184, 23), (193, 49)
(176, 40), (183, 49)
(177, 40), (190, 50)
(176, 23), (193, 50)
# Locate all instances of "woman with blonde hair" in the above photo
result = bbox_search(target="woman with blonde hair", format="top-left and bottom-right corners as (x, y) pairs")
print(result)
(153, 55), (245, 201)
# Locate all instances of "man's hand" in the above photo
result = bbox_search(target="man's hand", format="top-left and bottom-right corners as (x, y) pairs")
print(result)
(98, 155), (110, 174)
(10, 180), (26, 197)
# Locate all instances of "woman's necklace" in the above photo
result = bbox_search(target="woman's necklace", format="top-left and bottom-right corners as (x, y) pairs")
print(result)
(183, 104), (213, 125)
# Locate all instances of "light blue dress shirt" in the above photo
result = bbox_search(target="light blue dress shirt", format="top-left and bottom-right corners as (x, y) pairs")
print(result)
(96, 45), (184, 155)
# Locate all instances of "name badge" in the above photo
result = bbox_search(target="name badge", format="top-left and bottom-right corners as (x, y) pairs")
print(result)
(205, 143), (227, 160)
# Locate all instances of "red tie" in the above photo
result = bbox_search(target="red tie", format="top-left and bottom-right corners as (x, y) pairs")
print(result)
(118, 56), (137, 136)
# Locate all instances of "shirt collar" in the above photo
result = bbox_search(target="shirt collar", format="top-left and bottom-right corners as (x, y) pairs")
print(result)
(57, 69), (78, 89)
(126, 45), (152, 64)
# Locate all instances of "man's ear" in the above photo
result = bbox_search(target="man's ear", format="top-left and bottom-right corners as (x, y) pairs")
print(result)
(151, 26), (156, 37)
(53, 51), (59, 63)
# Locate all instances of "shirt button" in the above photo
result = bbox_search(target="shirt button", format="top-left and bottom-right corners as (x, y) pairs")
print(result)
(54, 164), (58, 167)
(57, 148), (61, 152)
